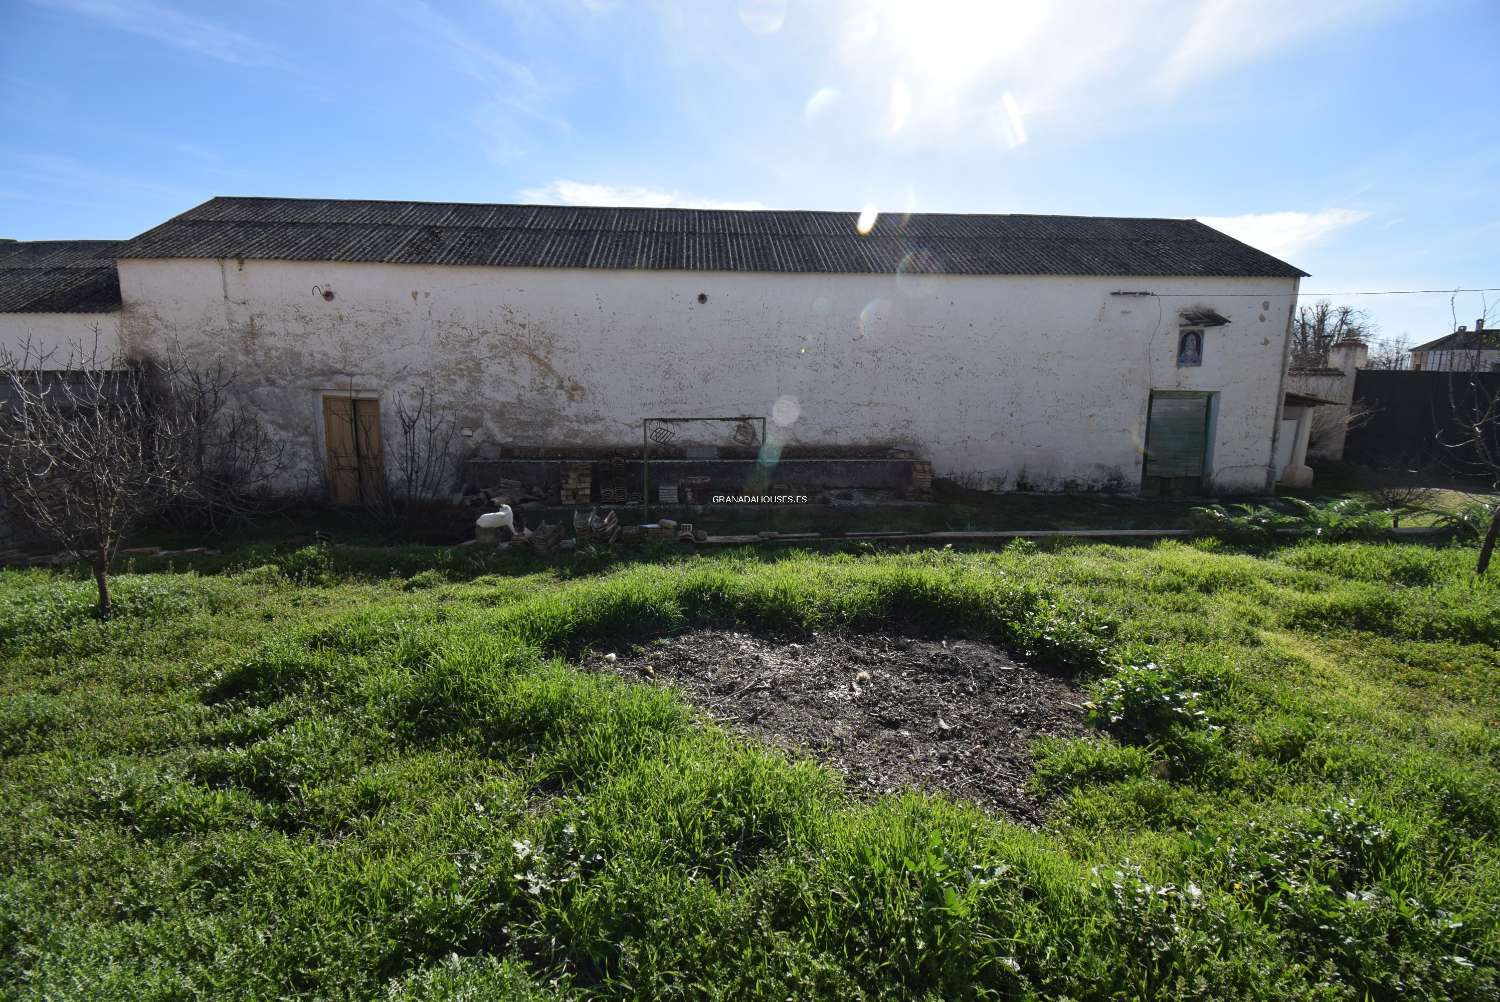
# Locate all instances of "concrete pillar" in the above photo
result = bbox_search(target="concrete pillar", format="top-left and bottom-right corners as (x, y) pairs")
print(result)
(1328, 339), (1368, 377)
(1278, 404), (1315, 488)
(1316, 339), (1369, 461)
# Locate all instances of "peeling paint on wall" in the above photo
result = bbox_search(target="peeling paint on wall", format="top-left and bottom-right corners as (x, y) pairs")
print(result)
(117, 258), (1298, 495)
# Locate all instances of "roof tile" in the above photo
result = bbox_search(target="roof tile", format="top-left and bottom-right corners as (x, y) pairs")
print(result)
(0, 240), (121, 312)
(108, 196), (1310, 279)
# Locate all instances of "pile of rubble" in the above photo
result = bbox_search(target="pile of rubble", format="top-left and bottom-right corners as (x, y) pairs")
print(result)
(465, 506), (709, 554)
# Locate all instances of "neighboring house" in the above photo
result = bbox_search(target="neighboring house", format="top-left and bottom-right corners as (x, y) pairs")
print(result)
(103, 196), (1307, 499)
(1409, 320), (1500, 372)
(0, 240), (123, 366)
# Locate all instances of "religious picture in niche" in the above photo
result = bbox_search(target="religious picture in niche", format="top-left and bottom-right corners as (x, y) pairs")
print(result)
(1177, 329), (1204, 367)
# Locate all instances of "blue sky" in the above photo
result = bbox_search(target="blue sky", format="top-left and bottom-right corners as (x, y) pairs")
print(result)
(2, 0), (1497, 342)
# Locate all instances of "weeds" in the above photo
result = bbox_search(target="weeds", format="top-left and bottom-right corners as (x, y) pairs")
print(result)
(1, 541), (1497, 999)
(1191, 498), (1394, 544)
(1439, 497), (1500, 540)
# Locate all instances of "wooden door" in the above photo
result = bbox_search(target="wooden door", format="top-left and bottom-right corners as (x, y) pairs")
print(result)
(322, 396), (384, 504)
(1142, 391), (1210, 495)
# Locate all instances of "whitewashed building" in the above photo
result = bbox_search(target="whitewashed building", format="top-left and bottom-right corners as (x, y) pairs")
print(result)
(0, 240), (122, 366)
(1410, 320), (1500, 373)
(23, 196), (1313, 500)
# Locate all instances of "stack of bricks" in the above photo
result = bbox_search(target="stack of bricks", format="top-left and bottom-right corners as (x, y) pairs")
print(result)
(910, 461), (933, 499)
(601, 457), (627, 504)
(559, 463), (592, 506)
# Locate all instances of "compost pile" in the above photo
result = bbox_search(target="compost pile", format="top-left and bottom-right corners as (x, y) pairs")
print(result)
(594, 630), (1088, 824)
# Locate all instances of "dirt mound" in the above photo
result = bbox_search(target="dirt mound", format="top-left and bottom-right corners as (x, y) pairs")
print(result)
(592, 630), (1088, 824)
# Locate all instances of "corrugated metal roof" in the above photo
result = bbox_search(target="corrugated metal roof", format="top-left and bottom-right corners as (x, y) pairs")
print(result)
(0, 240), (122, 313)
(115, 197), (1309, 279)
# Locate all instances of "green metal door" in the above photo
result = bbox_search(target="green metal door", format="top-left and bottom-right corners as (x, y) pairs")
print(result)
(1143, 391), (1210, 494)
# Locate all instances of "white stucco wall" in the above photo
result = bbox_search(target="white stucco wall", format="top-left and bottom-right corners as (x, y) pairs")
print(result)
(0, 311), (122, 367)
(117, 257), (1298, 495)
(1412, 348), (1500, 372)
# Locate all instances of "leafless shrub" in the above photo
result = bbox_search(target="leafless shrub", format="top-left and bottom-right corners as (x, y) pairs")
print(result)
(1366, 479), (1441, 527)
(1308, 399), (1378, 459)
(358, 387), (458, 522)
(153, 352), (290, 530)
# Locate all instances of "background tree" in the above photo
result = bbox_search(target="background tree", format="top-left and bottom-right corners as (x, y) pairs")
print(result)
(1291, 300), (1376, 368)
(1365, 332), (1412, 371)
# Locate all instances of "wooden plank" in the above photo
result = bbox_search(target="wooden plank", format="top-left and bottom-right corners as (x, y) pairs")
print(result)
(322, 396), (359, 504)
(353, 397), (384, 503)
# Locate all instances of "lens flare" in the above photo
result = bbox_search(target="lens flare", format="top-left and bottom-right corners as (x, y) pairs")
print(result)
(992, 91), (1028, 149)
(803, 86), (839, 119)
(895, 248), (940, 297)
(856, 204), (878, 236)
(858, 297), (893, 339)
(771, 395), (801, 426)
(887, 78), (912, 134)
(757, 437), (784, 470)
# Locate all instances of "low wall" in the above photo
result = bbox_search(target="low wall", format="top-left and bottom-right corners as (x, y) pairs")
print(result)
(467, 456), (920, 503)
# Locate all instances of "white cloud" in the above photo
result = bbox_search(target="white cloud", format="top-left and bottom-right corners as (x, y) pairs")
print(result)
(737, 0), (787, 35)
(1197, 209), (1371, 260)
(811, 0), (1393, 151)
(381, 0), (569, 163)
(518, 180), (765, 210)
(2, 152), (187, 198)
(28, 0), (278, 66)
(1155, 0), (1383, 93)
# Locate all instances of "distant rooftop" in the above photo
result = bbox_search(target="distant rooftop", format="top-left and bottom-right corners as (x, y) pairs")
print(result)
(1411, 322), (1499, 354)
(116, 196), (1309, 279)
(0, 240), (121, 313)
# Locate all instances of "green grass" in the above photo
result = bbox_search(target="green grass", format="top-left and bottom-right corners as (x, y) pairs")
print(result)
(2, 537), (1498, 999)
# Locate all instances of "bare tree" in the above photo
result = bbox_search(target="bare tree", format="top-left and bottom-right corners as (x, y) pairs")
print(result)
(0, 333), (287, 615)
(1291, 301), (1377, 368)
(1437, 296), (1500, 573)
(0, 336), (186, 616)
(1365, 332), (1412, 371)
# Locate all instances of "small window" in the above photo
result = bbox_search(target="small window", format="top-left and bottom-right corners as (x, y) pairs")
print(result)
(1176, 329), (1204, 367)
